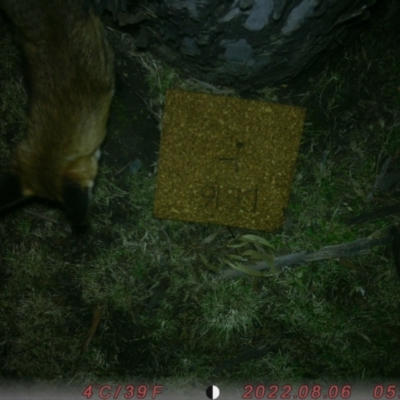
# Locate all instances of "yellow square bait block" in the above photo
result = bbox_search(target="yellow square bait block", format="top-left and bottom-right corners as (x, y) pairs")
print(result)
(153, 90), (306, 232)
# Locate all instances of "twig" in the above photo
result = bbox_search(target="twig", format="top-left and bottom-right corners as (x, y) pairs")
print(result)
(220, 236), (393, 279)
(345, 202), (400, 225)
(161, 228), (172, 258)
(23, 209), (59, 224)
(82, 303), (104, 354)
(115, 161), (131, 176)
(367, 156), (391, 202)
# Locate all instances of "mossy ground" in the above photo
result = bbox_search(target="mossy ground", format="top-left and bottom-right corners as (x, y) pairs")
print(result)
(1, 1), (400, 389)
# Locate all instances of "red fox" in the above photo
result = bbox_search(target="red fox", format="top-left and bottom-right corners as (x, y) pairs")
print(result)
(0, 0), (115, 229)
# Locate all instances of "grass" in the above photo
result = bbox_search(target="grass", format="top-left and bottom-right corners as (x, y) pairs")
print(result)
(1, 3), (400, 390)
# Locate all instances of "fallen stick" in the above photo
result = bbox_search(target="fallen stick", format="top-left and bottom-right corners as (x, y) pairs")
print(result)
(220, 236), (393, 279)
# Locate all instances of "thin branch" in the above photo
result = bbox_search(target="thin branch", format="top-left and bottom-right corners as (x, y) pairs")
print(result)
(23, 209), (59, 224)
(220, 236), (393, 279)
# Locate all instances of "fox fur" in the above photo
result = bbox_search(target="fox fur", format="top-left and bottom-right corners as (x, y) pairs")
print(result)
(0, 0), (115, 228)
